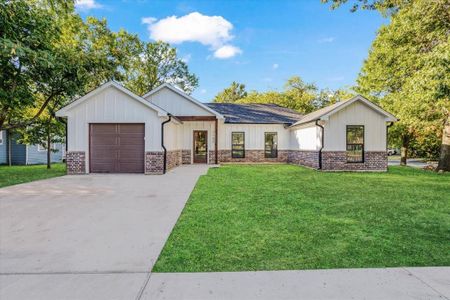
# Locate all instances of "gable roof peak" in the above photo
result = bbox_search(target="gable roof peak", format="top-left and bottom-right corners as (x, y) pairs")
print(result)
(143, 83), (224, 119)
(290, 94), (397, 127)
(55, 80), (168, 117)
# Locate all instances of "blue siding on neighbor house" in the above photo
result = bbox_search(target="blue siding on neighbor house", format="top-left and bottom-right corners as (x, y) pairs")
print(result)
(0, 130), (7, 164)
(0, 130), (65, 165)
(11, 137), (27, 165)
(27, 143), (64, 164)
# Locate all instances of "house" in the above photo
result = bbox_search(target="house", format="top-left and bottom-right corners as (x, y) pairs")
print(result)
(55, 81), (397, 174)
(0, 130), (65, 165)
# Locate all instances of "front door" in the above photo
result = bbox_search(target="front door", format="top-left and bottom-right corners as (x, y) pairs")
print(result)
(193, 130), (208, 163)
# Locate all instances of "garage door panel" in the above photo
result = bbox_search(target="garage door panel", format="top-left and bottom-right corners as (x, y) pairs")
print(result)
(92, 136), (118, 146)
(118, 124), (145, 134)
(90, 124), (145, 173)
(91, 124), (118, 134)
(118, 136), (145, 145)
(118, 162), (144, 173)
(91, 149), (117, 160)
(119, 151), (144, 160)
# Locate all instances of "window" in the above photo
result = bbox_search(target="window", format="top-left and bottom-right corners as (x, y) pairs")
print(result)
(346, 125), (364, 163)
(264, 132), (278, 158)
(231, 132), (245, 158)
(37, 143), (55, 152)
(0, 131), (3, 145)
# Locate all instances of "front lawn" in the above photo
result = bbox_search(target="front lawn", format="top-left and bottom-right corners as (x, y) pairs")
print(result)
(154, 165), (450, 272)
(0, 163), (66, 188)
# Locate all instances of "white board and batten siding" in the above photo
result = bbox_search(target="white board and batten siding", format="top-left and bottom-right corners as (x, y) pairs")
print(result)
(65, 87), (164, 158)
(218, 123), (290, 150)
(323, 101), (387, 151)
(145, 88), (214, 116)
(164, 122), (291, 152)
(290, 122), (322, 151)
(163, 121), (182, 151)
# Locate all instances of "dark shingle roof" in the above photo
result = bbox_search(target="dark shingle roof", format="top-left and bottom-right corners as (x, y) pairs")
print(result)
(290, 101), (347, 126)
(205, 103), (302, 125)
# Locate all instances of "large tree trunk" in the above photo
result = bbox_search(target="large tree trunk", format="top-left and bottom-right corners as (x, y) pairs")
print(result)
(436, 115), (450, 172)
(46, 127), (51, 169)
(400, 135), (409, 166)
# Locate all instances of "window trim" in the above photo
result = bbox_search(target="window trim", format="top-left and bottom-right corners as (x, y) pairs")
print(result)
(231, 132), (245, 158)
(346, 125), (365, 163)
(0, 130), (3, 145)
(264, 132), (278, 158)
(37, 143), (56, 152)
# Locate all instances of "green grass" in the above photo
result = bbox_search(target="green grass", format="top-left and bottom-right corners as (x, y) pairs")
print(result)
(0, 163), (66, 188)
(153, 165), (450, 272)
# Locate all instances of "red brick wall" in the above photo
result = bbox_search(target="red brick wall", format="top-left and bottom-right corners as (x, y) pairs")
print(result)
(288, 150), (320, 169)
(145, 151), (164, 174)
(66, 151), (86, 175)
(166, 150), (182, 170)
(182, 150), (191, 164)
(322, 151), (387, 171)
(218, 150), (289, 163)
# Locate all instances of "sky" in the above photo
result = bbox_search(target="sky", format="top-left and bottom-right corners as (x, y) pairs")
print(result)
(75, 0), (387, 102)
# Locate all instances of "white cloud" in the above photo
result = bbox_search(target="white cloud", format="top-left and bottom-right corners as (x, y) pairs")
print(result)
(181, 54), (192, 63)
(272, 63), (279, 70)
(213, 45), (242, 59)
(75, 0), (102, 10)
(318, 37), (336, 43)
(200, 89), (207, 94)
(142, 12), (241, 59)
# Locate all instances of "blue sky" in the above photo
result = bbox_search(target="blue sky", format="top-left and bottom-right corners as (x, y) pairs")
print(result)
(76, 0), (386, 102)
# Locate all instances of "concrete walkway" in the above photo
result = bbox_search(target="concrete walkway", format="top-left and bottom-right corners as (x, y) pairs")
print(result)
(388, 158), (438, 168)
(1, 165), (448, 299)
(142, 267), (450, 300)
(0, 165), (210, 300)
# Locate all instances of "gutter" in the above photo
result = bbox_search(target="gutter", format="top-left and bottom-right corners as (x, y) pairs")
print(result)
(57, 117), (68, 153)
(161, 115), (172, 174)
(386, 121), (394, 150)
(315, 120), (324, 170)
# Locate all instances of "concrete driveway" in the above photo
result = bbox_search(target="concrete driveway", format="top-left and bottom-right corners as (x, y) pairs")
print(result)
(0, 165), (210, 300)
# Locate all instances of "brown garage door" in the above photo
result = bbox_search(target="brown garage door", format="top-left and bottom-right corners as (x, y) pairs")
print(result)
(89, 124), (145, 173)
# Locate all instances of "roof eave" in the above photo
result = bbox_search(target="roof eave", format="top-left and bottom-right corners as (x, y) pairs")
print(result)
(144, 83), (224, 119)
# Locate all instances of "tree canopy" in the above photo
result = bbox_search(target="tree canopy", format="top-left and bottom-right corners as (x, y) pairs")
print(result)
(0, 0), (198, 132)
(213, 76), (355, 114)
(213, 82), (248, 103)
(321, 0), (411, 14)
(356, 0), (449, 168)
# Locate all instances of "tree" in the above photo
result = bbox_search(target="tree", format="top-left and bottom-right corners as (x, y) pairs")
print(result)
(0, 0), (61, 131)
(236, 76), (353, 113)
(213, 81), (248, 103)
(356, 0), (450, 170)
(19, 112), (65, 169)
(321, 0), (411, 14)
(126, 41), (199, 95)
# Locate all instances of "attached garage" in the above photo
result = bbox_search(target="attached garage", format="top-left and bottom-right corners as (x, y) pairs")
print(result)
(55, 81), (169, 175)
(89, 124), (145, 173)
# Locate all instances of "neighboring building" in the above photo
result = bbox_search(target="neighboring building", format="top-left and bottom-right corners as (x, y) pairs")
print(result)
(55, 81), (397, 175)
(0, 130), (65, 165)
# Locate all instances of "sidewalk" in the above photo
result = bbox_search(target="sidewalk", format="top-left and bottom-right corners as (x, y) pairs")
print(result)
(141, 267), (449, 300)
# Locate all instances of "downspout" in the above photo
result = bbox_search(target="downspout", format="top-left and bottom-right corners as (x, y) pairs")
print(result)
(386, 121), (394, 151)
(57, 117), (68, 161)
(316, 120), (324, 170)
(161, 115), (172, 174)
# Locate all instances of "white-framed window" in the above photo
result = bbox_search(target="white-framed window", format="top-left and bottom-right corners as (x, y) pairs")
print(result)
(38, 143), (56, 152)
(0, 131), (3, 145)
